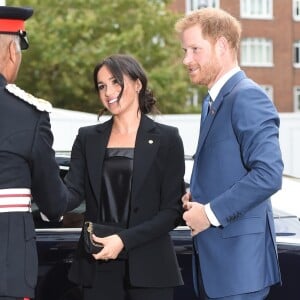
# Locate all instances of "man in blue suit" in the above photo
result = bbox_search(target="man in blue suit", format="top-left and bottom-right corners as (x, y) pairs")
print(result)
(175, 7), (283, 300)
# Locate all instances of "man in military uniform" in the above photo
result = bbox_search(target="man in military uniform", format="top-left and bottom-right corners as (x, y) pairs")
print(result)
(0, 6), (68, 300)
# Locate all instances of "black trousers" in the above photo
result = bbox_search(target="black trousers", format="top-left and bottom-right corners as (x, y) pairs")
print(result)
(83, 260), (173, 300)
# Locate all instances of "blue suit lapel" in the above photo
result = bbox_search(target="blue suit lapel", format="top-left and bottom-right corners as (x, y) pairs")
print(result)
(191, 71), (246, 194)
(195, 71), (246, 157)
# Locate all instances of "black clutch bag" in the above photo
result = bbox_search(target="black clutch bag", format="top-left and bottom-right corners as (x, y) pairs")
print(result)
(83, 221), (127, 258)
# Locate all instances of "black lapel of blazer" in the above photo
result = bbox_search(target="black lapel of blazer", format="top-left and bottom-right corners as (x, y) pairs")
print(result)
(131, 115), (160, 204)
(86, 118), (113, 204)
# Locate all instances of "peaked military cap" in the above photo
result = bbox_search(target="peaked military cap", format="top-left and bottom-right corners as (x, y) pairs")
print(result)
(0, 6), (33, 50)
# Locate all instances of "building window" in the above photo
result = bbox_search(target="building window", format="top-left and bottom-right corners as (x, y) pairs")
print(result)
(294, 87), (300, 111)
(240, 38), (273, 67)
(186, 0), (219, 13)
(294, 40), (300, 67)
(293, 0), (300, 20)
(261, 85), (273, 101)
(240, 0), (273, 19)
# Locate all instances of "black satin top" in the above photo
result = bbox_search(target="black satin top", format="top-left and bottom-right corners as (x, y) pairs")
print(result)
(99, 148), (134, 227)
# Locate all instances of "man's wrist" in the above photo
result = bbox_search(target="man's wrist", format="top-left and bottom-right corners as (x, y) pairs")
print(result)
(204, 203), (221, 227)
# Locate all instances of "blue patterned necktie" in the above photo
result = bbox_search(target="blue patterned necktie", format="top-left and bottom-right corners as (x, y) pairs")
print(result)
(201, 93), (211, 125)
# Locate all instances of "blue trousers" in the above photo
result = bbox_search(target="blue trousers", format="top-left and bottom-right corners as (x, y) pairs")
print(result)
(194, 248), (270, 300)
(204, 286), (270, 299)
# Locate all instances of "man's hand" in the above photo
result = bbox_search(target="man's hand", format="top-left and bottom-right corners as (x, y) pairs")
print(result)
(182, 192), (211, 236)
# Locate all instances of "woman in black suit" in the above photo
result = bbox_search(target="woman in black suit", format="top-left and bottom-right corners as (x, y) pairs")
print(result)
(65, 54), (185, 300)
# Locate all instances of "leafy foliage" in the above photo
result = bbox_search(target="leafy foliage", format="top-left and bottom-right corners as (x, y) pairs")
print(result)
(8, 0), (204, 113)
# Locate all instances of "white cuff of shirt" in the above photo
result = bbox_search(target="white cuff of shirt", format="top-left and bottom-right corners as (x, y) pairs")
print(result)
(204, 203), (221, 227)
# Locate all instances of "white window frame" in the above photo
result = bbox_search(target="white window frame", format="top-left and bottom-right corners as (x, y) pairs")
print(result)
(186, 88), (199, 107)
(293, 0), (300, 21)
(261, 85), (273, 101)
(240, 38), (273, 67)
(294, 87), (300, 112)
(186, 0), (219, 13)
(240, 0), (273, 20)
(294, 40), (300, 67)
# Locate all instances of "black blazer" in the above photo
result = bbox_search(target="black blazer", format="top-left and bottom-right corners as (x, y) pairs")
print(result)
(66, 114), (185, 287)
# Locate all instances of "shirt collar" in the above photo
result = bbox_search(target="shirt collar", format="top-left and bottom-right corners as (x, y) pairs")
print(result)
(208, 66), (240, 101)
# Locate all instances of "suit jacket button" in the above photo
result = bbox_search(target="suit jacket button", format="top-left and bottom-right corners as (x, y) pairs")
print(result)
(133, 207), (139, 213)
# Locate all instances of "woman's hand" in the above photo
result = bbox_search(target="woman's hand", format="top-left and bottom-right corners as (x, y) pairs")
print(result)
(92, 234), (124, 261)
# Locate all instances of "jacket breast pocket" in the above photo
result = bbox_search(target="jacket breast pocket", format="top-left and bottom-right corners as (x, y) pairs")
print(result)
(222, 217), (265, 238)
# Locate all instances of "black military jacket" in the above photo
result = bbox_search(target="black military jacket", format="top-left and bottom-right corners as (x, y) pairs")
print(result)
(0, 74), (68, 298)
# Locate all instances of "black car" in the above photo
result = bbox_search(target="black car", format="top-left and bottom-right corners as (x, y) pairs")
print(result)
(32, 155), (300, 300)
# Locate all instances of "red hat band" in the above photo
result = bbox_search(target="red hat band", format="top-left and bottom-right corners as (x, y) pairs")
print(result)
(0, 19), (25, 32)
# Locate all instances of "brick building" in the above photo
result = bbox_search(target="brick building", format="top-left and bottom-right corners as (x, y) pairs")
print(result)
(170, 0), (300, 113)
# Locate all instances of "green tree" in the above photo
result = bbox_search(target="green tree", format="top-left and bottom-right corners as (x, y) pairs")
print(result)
(8, 0), (204, 113)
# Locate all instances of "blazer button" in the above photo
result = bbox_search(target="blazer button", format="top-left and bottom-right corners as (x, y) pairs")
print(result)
(133, 207), (139, 213)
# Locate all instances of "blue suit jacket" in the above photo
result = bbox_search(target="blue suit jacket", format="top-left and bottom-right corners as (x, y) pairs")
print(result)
(190, 71), (283, 298)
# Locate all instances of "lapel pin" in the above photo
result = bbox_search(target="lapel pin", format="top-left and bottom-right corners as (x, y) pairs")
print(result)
(148, 139), (154, 144)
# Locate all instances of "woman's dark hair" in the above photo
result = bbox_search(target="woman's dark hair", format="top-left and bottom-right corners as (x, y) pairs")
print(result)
(93, 54), (158, 117)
